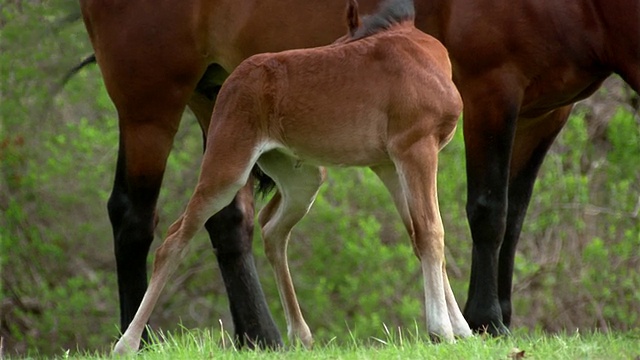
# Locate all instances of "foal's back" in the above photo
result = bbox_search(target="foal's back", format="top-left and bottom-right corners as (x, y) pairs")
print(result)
(213, 23), (460, 167)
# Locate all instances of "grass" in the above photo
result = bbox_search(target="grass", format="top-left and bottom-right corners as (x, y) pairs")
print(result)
(18, 326), (640, 360)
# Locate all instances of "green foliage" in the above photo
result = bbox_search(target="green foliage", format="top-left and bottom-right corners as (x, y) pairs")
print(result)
(1, 1), (638, 358)
(1, 1), (119, 355)
(512, 108), (640, 331)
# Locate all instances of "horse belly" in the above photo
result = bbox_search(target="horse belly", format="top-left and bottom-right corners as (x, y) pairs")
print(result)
(520, 68), (607, 117)
(276, 112), (391, 167)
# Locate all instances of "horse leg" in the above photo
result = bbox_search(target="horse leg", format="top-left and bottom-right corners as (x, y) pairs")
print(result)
(108, 106), (188, 345)
(376, 139), (469, 341)
(604, 2), (640, 95)
(497, 106), (572, 326)
(441, 263), (472, 337)
(372, 164), (473, 335)
(108, 92), (201, 343)
(256, 151), (326, 348)
(189, 83), (282, 348)
(108, 142), (161, 344)
(114, 115), (265, 355)
(460, 81), (523, 335)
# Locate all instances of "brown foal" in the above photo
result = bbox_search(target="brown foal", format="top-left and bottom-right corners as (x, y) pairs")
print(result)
(113, 0), (471, 353)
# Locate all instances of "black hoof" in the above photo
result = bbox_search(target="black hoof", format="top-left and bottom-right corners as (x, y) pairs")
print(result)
(470, 321), (510, 337)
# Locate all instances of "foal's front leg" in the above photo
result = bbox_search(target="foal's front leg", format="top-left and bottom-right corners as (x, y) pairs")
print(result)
(257, 152), (326, 348)
(386, 140), (471, 341)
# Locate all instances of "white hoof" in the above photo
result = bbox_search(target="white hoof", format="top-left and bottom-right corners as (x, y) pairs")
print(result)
(113, 335), (140, 356)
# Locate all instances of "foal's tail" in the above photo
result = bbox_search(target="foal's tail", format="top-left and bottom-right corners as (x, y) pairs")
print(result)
(253, 167), (276, 198)
(348, 0), (415, 40)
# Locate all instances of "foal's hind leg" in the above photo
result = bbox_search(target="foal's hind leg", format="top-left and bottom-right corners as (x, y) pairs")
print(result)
(113, 123), (265, 354)
(257, 151), (326, 348)
(189, 87), (282, 348)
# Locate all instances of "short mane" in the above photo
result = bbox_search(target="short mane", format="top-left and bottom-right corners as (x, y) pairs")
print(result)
(350, 0), (415, 40)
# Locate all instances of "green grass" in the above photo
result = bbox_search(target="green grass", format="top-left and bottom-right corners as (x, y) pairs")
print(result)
(17, 327), (640, 360)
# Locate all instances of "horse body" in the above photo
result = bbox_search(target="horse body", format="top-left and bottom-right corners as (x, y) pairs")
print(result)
(428, 0), (639, 332)
(440, 0), (623, 116)
(79, 0), (639, 345)
(237, 32), (457, 167)
(113, 1), (470, 353)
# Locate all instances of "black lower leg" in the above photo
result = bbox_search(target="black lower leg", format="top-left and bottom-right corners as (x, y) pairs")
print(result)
(498, 183), (534, 328)
(109, 189), (156, 346)
(205, 194), (282, 349)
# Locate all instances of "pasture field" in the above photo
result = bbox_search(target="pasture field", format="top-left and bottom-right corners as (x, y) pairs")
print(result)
(13, 328), (640, 359)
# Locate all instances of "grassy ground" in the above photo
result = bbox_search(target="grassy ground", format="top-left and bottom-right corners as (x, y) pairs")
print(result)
(16, 327), (640, 359)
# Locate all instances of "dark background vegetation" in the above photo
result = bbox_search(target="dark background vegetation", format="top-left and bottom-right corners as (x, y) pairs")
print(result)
(1, 1), (639, 357)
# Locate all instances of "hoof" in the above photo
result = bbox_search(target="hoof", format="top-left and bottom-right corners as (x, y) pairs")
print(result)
(113, 336), (140, 356)
(472, 322), (510, 337)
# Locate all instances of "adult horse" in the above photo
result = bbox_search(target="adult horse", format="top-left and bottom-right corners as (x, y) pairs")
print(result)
(79, 0), (639, 345)
(112, 1), (472, 352)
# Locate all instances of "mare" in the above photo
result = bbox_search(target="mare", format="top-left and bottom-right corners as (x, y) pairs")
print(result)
(112, 0), (471, 353)
(79, 0), (639, 345)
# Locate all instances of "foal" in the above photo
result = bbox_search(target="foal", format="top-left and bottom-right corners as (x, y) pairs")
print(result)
(113, 0), (470, 353)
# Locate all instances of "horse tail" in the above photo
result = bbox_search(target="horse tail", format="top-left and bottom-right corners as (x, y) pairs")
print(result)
(349, 0), (415, 40)
(252, 166), (276, 198)
(60, 53), (97, 86)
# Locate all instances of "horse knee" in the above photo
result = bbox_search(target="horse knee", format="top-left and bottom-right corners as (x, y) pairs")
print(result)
(108, 190), (156, 256)
(107, 189), (128, 230)
(466, 193), (507, 248)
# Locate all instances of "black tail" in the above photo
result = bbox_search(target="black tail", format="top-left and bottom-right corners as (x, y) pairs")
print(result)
(349, 0), (415, 40)
(252, 167), (276, 199)
(60, 54), (97, 86)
